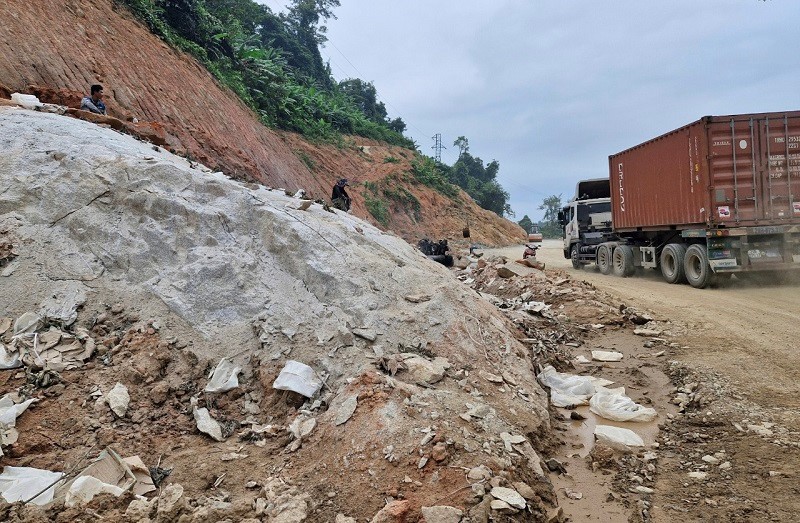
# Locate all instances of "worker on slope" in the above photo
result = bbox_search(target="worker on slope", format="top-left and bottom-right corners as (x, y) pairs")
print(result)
(331, 178), (351, 212)
(81, 84), (107, 115)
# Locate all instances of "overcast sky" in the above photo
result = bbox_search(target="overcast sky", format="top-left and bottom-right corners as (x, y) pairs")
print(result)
(262, 1), (799, 222)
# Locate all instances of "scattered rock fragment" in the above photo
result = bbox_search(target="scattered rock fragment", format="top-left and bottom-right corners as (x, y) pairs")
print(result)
(591, 350), (623, 362)
(107, 382), (130, 418)
(421, 505), (463, 523)
(490, 486), (526, 509)
(334, 395), (358, 426)
(370, 500), (411, 523)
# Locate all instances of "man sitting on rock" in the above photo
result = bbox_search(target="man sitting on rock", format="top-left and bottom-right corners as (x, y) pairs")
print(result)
(81, 84), (107, 115)
(331, 178), (351, 212)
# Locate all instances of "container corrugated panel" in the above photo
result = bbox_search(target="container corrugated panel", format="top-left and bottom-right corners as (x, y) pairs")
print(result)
(610, 111), (800, 231)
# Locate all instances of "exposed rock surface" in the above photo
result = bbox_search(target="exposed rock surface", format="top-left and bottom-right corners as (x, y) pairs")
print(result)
(0, 108), (551, 521)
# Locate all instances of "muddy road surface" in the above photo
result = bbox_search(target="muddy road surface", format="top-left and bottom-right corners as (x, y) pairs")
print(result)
(485, 240), (800, 522)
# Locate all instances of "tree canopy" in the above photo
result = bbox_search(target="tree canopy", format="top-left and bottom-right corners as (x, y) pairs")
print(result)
(118, 0), (411, 146)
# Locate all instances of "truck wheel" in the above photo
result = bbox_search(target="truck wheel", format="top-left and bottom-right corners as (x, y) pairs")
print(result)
(684, 244), (712, 289)
(612, 245), (635, 277)
(660, 243), (687, 284)
(570, 244), (582, 270)
(596, 244), (613, 275)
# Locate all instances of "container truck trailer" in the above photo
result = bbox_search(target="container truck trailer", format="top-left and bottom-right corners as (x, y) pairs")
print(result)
(560, 111), (800, 288)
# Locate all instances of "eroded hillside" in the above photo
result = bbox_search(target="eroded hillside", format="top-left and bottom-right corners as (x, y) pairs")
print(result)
(0, 0), (523, 245)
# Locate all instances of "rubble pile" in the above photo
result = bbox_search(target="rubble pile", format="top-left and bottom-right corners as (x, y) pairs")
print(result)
(0, 107), (561, 521)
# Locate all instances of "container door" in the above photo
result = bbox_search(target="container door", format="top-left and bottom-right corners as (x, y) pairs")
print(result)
(758, 115), (800, 221)
(709, 114), (800, 224)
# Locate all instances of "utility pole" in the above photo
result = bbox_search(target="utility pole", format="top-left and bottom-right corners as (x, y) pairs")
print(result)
(431, 133), (445, 163)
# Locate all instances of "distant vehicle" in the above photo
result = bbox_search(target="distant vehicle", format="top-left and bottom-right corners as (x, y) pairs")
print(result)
(560, 111), (800, 288)
(527, 224), (543, 243)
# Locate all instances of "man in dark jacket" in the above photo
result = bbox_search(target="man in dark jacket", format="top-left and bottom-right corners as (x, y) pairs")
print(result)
(81, 84), (107, 115)
(331, 178), (351, 211)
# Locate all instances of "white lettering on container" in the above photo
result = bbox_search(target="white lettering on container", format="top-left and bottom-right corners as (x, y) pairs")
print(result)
(618, 163), (625, 212)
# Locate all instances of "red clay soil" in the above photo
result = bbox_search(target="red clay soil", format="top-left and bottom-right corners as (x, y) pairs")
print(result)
(0, 0), (524, 245)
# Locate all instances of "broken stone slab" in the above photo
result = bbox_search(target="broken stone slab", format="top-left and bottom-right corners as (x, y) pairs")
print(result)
(591, 350), (624, 362)
(399, 354), (450, 385)
(480, 371), (503, 384)
(352, 328), (377, 342)
(404, 294), (431, 304)
(512, 481), (537, 500)
(288, 415), (317, 440)
(205, 358), (241, 393)
(421, 505), (463, 523)
(490, 487), (526, 509)
(499, 432), (526, 452)
(370, 499), (411, 523)
(687, 471), (708, 480)
(490, 499), (518, 513)
(285, 199), (313, 211)
(467, 465), (492, 482)
(334, 395), (358, 426)
(107, 383), (130, 418)
(272, 360), (322, 398)
(634, 328), (662, 337)
(496, 265), (520, 278)
(39, 283), (86, 327)
(191, 399), (226, 442)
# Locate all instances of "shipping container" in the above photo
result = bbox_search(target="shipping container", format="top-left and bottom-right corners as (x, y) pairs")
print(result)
(609, 111), (800, 231)
(559, 111), (800, 288)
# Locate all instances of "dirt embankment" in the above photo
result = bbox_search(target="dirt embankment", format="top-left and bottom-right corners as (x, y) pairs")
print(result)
(0, 0), (523, 246)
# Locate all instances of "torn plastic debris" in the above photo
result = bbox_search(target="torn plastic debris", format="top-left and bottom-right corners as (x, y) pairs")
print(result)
(0, 394), (38, 451)
(594, 425), (645, 452)
(589, 387), (657, 422)
(272, 360), (322, 398)
(205, 358), (241, 393)
(0, 343), (21, 370)
(0, 466), (64, 505)
(536, 365), (613, 408)
(9, 324), (96, 372)
(59, 448), (155, 506)
(65, 476), (126, 507)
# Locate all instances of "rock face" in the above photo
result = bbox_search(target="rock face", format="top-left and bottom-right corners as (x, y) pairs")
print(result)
(0, 0), (525, 245)
(0, 109), (551, 520)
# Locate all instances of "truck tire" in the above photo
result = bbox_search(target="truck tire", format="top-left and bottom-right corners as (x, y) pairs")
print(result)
(660, 243), (687, 284)
(570, 244), (582, 270)
(596, 244), (613, 275)
(612, 245), (635, 277)
(684, 244), (712, 289)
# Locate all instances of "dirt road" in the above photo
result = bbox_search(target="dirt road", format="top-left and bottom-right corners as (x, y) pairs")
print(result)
(491, 240), (800, 409)
(485, 240), (800, 521)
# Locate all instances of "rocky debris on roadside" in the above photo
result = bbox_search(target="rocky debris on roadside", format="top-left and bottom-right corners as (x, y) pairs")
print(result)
(0, 110), (561, 522)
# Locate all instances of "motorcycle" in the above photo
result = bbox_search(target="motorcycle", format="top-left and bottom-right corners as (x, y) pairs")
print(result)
(523, 243), (539, 259)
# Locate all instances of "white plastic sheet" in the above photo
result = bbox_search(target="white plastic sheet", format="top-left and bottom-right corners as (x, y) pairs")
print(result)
(536, 365), (596, 407)
(594, 425), (644, 452)
(0, 466), (63, 505)
(273, 360), (322, 398)
(589, 387), (657, 422)
(65, 475), (126, 507)
(205, 358), (241, 393)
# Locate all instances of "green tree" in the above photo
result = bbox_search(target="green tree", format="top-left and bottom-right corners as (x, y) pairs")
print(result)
(453, 136), (469, 157)
(518, 215), (534, 233)
(538, 194), (563, 238)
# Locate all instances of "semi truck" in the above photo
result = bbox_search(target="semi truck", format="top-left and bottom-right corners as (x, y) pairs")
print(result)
(560, 111), (800, 288)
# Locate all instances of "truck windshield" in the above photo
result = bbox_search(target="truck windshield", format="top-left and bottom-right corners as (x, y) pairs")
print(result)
(577, 202), (611, 224)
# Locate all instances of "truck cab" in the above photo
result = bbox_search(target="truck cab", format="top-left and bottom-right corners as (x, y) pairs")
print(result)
(558, 179), (613, 268)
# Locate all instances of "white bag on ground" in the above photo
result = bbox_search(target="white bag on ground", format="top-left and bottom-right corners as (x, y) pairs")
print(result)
(589, 387), (657, 422)
(273, 360), (322, 398)
(594, 425), (644, 452)
(537, 365), (596, 407)
(205, 358), (241, 393)
(0, 466), (63, 505)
